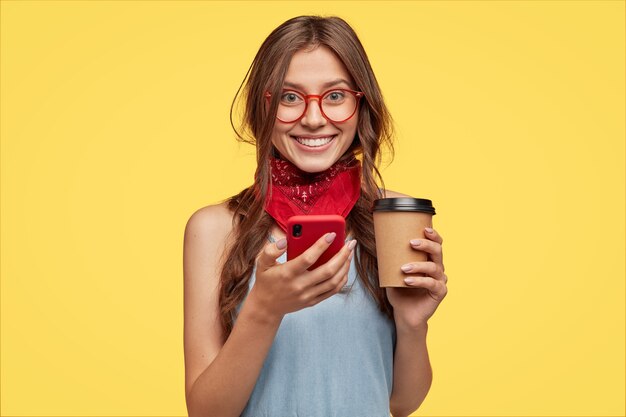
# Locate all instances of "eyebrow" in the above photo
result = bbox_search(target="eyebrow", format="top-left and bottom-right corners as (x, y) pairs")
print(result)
(282, 78), (352, 90)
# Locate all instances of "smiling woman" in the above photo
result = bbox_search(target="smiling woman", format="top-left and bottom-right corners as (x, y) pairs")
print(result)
(183, 14), (446, 417)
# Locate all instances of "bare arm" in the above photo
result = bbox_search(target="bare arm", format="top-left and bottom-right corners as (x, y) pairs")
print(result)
(389, 323), (432, 417)
(183, 205), (282, 417)
(186, 292), (283, 417)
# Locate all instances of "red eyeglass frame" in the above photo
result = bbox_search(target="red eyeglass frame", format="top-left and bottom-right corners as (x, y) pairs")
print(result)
(264, 88), (365, 123)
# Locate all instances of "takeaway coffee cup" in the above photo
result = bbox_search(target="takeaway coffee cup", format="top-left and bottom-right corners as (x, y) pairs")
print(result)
(372, 198), (436, 287)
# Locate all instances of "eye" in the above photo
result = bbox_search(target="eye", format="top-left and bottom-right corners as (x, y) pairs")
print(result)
(324, 90), (346, 102)
(280, 91), (303, 104)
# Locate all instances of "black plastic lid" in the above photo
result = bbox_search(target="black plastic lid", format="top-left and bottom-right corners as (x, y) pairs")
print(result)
(372, 197), (436, 214)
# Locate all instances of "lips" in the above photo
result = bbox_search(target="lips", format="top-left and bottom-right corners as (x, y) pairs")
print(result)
(291, 135), (337, 139)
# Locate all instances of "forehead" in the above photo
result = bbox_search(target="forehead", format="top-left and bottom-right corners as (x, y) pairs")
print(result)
(283, 45), (354, 91)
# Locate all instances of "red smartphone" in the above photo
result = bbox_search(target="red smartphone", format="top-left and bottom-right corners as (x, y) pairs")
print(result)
(286, 214), (346, 271)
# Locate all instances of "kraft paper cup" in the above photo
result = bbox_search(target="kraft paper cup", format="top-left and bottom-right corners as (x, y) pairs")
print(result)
(372, 198), (436, 287)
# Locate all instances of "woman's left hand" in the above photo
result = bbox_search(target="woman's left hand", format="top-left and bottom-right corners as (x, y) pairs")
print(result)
(386, 227), (448, 330)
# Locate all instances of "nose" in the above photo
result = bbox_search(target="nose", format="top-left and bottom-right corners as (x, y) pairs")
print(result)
(300, 98), (327, 128)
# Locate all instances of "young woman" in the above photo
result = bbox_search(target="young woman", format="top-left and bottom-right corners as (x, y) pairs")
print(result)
(183, 15), (448, 417)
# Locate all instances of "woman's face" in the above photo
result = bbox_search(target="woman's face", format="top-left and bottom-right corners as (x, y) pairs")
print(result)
(270, 45), (359, 173)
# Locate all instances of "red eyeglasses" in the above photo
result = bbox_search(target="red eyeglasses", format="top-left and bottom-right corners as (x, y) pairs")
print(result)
(265, 88), (364, 123)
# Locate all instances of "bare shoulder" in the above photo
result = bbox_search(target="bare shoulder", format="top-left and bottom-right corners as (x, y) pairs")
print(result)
(380, 188), (413, 199)
(185, 201), (235, 239)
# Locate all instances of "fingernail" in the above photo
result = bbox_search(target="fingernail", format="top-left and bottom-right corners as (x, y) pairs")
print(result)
(425, 227), (434, 234)
(325, 232), (337, 243)
(347, 239), (357, 251)
(276, 238), (287, 249)
(410, 239), (421, 246)
(404, 278), (415, 284)
(401, 264), (412, 272)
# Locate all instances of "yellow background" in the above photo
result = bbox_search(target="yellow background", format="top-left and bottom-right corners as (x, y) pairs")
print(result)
(1, 1), (624, 415)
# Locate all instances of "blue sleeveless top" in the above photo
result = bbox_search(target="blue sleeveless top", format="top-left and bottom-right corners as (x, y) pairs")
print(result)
(235, 235), (397, 417)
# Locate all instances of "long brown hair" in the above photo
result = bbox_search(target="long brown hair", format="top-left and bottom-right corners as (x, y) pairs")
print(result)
(218, 15), (396, 341)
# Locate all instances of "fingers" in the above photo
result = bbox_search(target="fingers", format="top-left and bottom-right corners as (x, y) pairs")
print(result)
(307, 249), (352, 297)
(403, 276), (448, 300)
(307, 257), (352, 305)
(409, 238), (443, 266)
(424, 227), (443, 244)
(256, 237), (288, 272)
(301, 239), (356, 287)
(400, 260), (445, 282)
(288, 232), (339, 273)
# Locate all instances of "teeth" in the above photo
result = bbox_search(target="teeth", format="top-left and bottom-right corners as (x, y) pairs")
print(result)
(294, 136), (335, 147)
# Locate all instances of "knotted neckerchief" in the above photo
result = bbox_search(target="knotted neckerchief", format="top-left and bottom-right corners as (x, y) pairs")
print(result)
(262, 154), (361, 233)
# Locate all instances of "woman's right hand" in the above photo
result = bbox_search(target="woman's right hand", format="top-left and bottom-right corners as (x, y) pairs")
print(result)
(249, 232), (357, 322)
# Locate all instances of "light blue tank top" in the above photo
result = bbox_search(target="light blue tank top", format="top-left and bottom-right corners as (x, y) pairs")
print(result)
(235, 234), (397, 417)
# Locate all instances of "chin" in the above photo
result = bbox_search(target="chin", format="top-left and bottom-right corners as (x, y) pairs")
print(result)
(291, 157), (335, 173)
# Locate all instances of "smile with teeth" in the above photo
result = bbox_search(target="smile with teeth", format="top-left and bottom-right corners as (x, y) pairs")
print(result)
(292, 135), (336, 147)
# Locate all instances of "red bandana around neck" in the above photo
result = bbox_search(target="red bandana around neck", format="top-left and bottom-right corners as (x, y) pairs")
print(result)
(261, 154), (362, 233)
